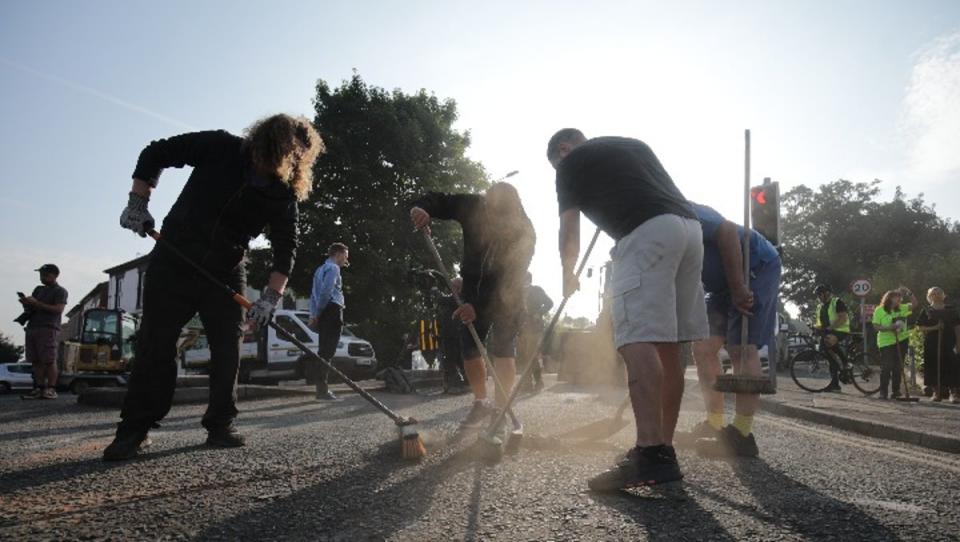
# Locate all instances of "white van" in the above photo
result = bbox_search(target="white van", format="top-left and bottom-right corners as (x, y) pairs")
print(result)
(181, 309), (377, 383)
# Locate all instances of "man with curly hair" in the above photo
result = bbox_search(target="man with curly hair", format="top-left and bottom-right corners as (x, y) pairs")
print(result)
(104, 114), (324, 461)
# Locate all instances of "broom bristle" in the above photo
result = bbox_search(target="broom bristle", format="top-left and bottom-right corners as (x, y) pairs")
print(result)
(400, 424), (427, 459)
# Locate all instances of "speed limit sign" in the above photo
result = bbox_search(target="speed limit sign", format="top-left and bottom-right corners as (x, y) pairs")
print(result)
(850, 278), (872, 297)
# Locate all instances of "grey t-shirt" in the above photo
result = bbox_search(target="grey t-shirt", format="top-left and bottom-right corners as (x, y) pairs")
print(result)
(26, 283), (68, 330)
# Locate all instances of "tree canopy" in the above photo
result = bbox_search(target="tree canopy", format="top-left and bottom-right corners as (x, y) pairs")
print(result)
(0, 332), (23, 364)
(250, 74), (489, 361)
(781, 179), (960, 320)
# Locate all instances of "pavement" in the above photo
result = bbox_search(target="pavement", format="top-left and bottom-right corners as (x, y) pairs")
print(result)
(2, 372), (959, 540)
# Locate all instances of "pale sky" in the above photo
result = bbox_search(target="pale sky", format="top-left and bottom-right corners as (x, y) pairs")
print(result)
(2, 0), (959, 346)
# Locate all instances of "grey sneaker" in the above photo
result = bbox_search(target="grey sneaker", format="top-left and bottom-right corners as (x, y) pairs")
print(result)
(461, 399), (495, 428)
(674, 420), (721, 446)
(588, 445), (683, 491)
(21, 388), (43, 400)
(42, 388), (58, 399)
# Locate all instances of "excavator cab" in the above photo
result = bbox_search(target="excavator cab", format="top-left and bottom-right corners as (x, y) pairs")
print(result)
(66, 309), (139, 373)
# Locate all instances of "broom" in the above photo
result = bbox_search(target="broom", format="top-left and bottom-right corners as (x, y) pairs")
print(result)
(714, 129), (775, 395)
(146, 229), (427, 459)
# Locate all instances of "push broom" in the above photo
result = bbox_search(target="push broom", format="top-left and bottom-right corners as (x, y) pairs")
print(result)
(146, 229), (427, 459)
(479, 226), (601, 460)
(893, 329), (919, 402)
(419, 229), (524, 439)
(714, 129), (776, 395)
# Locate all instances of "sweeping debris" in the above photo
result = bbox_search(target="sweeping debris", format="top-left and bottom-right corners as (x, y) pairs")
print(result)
(479, 227), (602, 462)
(147, 229), (428, 460)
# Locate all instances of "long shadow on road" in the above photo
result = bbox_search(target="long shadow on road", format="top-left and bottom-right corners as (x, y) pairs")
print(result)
(195, 431), (482, 541)
(730, 458), (901, 541)
(592, 485), (736, 541)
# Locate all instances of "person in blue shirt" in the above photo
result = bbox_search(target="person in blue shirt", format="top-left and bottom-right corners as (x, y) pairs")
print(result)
(309, 242), (349, 400)
(681, 203), (781, 457)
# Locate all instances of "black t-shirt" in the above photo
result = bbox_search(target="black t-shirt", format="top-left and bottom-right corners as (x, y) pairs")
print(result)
(26, 283), (68, 330)
(555, 137), (695, 240)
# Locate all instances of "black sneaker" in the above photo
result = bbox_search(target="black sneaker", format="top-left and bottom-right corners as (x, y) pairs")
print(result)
(674, 420), (721, 446)
(103, 431), (151, 461)
(697, 425), (759, 458)
(824, 382), (842, 392)
(461, 399), (494, 428)
(206, 426), (246, 448)
(587, 445), (683, 491)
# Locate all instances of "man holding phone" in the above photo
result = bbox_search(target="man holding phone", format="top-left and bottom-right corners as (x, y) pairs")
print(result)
(19, 264), (68, 400)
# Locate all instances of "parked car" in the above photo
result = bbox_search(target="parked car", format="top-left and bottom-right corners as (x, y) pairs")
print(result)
(180, 310), (377, 383)
(0, 362), (35, 392)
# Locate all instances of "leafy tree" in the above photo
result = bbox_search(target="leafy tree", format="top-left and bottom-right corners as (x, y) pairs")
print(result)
(263, 74), (490, 360)
(0, 333), (24, 364)
(781, 179), (960, 320)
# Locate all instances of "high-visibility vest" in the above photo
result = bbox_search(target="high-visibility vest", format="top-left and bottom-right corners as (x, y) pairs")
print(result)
(816, 297), (850, 333)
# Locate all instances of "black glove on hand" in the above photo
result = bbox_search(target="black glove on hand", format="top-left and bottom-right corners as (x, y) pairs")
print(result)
(120, 192), (155, 237)
(248, 287), (282, 330)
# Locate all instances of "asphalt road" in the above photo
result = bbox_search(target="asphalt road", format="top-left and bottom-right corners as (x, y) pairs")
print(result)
(2, 380), (959, 541)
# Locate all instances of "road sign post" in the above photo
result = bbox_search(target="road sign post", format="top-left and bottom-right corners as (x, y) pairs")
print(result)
(851, 279), (873, 357)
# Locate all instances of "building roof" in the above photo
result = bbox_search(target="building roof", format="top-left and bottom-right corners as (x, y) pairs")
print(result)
(103, 254), (151, 275)
(65, 281), (108, 318)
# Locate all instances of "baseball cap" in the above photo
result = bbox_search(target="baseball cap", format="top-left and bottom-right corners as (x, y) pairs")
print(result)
(35, 264), (60, 275)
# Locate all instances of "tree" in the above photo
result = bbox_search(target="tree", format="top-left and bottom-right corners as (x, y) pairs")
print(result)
(781, 179), (960, 320)
(0, 333), (23, 364)
(266, 74), (489, 360)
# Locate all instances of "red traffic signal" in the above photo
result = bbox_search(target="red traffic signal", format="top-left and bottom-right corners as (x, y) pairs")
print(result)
(751, 186), (767, 205)
(750, 181), (779, 246)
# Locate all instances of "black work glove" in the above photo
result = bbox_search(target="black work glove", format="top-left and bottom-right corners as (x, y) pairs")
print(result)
(120, 192), (155, 237)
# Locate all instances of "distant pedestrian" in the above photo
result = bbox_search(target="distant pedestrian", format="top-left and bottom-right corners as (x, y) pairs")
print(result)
(19, 264), (68, 400)
(916, 287), (960, 403)
(518, 272), (553, 392)
(872, 287), (920, 399)
(104, 114), (324, 461)
(309, 242), (349, 401)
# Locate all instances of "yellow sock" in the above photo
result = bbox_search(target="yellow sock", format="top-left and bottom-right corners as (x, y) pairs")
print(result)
(732, 415), (753, 437)
(707, 412), (724, 431)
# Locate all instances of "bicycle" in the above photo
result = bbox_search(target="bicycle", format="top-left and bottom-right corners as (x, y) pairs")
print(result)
(789, 331), (882, 395)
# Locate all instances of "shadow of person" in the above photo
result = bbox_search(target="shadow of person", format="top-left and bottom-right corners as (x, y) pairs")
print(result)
(590, 483), (737, 541)
(726, 457), (901, 541)
(194, 436), (482, 541)
(0, 443), (207, 494)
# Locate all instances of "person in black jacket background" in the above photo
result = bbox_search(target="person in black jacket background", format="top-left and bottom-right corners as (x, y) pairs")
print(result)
(410, 183), (535, 429)
(104, 114), (324, 461)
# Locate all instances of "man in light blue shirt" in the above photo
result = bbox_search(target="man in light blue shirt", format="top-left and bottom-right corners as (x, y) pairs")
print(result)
(309, 242), (349, 400)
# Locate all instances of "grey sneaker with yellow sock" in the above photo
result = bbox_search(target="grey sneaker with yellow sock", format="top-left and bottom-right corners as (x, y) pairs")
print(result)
(696, 425), (759, 458)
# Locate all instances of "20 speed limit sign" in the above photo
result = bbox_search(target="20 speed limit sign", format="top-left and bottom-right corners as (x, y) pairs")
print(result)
(850, 278), (872, 297)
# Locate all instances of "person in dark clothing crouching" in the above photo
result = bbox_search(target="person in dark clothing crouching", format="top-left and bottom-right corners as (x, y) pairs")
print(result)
(103, 114), (325, 461)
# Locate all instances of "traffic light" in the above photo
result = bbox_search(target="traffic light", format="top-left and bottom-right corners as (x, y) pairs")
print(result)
(750, 178), (780, 246)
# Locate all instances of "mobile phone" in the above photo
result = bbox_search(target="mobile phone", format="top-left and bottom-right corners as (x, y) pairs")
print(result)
(17, 292), (25, 299)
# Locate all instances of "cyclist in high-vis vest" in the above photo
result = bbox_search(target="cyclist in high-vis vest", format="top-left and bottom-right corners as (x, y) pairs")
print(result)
(814, 284), (850, 391)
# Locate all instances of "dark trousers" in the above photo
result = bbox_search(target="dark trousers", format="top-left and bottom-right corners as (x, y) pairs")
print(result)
(119, 252), (244, 435)
(820, 335), (848, 386)
(315, 303), (343, 394)
(879, 341), (907, 396)
(439, 335), (465, 385)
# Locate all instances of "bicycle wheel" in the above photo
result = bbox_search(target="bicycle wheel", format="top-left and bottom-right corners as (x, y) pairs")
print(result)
(790, 349), (834, 392)
(849, 352), (882, 395)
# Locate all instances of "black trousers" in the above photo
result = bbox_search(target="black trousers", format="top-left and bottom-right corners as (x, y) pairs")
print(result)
(119, 251), (244, 434)
(315, 303), (343, 393)
(879, 341), (907, 396)
(439, 334), (465, 384)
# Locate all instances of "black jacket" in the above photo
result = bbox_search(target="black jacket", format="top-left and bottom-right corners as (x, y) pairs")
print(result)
(413, 192), (535, 313)
(133, 130), (299, 276)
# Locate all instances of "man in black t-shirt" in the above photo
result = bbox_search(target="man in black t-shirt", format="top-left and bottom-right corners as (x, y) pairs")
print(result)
(547, 128), (708, 491)
(19, 264), (68, 400)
